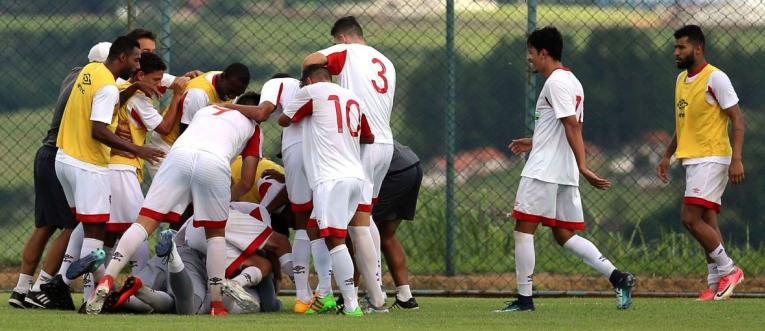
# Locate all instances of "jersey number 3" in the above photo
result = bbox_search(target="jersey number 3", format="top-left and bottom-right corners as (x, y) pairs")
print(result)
(371, 58), (388, 94)
(328, 95), (361, 137)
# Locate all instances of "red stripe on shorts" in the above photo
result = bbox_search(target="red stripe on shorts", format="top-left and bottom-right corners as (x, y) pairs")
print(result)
(307, 218), (318, 228)
(319, 227), (348, 238)
(684, 197), (721, 214)
(139, 207), (167, 222)
(193, 219), (228, 229)
(105, 223), (132, 233)
(356, 203), (372, 213)
(511, 210), (585, 231)
(76, 213), (110, 223)
(291, 201), (313, 213)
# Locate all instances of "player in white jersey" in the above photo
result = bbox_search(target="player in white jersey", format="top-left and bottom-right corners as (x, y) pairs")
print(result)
(279, 65), (374, 316)
(303, 16), (394, 308)
(225, 73), (336, 312)
(87, 89), (260, 316)
(497, 27), (635, 313)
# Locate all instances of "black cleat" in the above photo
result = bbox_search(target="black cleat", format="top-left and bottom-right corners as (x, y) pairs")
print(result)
(494, 297), (535, 313)
(391, 297), (419, 310)
(8, 290), (27, 309)
(24, 290), (54, 309)
(40, 274), (75, 311)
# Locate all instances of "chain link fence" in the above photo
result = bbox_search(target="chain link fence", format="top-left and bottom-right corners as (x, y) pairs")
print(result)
(1, 0), (763, 296)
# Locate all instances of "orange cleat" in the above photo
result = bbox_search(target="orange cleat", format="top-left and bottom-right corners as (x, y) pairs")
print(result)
(714, 267), (744, 301)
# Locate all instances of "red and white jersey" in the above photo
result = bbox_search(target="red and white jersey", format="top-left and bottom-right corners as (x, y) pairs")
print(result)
(126, 93), (163, 131)
(260, 77), (302, 151)
(172, 105), (262, 164)
(319, 43), (395, 144)
(282, 82), (365, 188)
(521, 68), (583, 186)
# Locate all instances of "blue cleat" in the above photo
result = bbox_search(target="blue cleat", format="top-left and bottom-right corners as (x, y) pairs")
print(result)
(155, 229), (176, 261)
(66, 248), (106, 280)
(615, 272), (636, 310)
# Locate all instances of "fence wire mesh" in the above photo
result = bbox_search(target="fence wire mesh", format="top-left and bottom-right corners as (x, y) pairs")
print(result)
(1, 0), (763, 295)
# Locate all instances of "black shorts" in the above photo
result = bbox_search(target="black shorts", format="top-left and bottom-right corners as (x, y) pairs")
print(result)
(270, 209), (293, 236)
(373, 164), (423, 223)
(34, 145), (76, 229)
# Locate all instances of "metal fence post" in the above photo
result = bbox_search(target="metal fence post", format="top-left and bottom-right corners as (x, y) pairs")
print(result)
(444, 0), (456, 276)
(126, 0), (135, 31)
(525, 0), (537, 136)
(159, 0), (172, 109)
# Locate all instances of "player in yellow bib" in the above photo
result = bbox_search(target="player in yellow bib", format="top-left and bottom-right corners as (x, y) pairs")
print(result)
(657, 25), (746, 301)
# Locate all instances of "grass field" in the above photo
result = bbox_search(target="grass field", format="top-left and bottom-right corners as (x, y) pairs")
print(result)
(1, 294), (764, 330)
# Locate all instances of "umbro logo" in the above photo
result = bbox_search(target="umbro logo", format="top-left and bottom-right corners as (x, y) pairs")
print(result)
(293, 266), (306, 275)
(63, 254), (74, 263)
(344, 277), (355, 286)
(243, 273), (252, 284)
(209, 277), (224, 286)
(112, 252), (125, 262)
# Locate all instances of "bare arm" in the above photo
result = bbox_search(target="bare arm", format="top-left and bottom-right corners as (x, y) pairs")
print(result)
(725, 104), (745, 184)
(561, 115), (610, 189)
(231, 156), (260, 201)
(278, 114), (292, 127)
(153, 93), (183, 135)
(92, 121), (164, 164)
(656, 133), (677, 183)
(120, 81), (160, 105)
(225, 102), (276, 123)
(302, 52), (328, 71)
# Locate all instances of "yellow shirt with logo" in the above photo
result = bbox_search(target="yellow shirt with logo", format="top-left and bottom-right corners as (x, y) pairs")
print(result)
(231, 157), (284, 204)
(110, 81), (148, 181)
(56, 62), (117, 167)
(674, 64), (732, 160)
(161, 71), (222, 146)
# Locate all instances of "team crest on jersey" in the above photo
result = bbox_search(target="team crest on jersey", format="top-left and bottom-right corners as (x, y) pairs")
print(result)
(677, 99), (688, 118)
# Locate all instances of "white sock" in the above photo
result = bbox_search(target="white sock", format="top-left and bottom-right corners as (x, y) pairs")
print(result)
(130, 241), (150, 273)
(31, 270), (53, 292)
(707, 263), (720, 290)
(310, 238), (333, 298)
(396, 285), (412, 301)
(168, 240), (185, 274)
(278, 253), (294, 282)
(233, 266), (263, 287)
(368, 219), (384, 291)
(59, 223), (84, 284)
(330, 244), (358, 312)
(292, 230), (312, 303)
(14, 273), (33, 294)
(514, 231), (535, 297)
(348, 226), (385, 307)
(104, 223), (148, 277)
(206, 236), (226, 302)
(83, 273), (95, 300)
(709, 244), (735, 275)
(563, 235), (617, 277)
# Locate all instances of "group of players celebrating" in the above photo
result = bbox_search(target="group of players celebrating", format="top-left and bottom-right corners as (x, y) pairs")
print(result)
(7, 14), (747, 316)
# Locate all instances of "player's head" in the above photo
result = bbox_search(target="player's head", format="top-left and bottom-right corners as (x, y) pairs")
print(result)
(218, 63), (251, 101)
(301, 64), (331, 86)
(674, 25), (705, 70)
(88, 42), (112, 63)
(126, 28), (157, 53)
(107, 35), (141, 80)
(271, 72), (292, 79)
(235, 91), (261, 106)
(331, 16), (364, 44)
(526, 26), (563, 74)
(134, 52), (166, 87)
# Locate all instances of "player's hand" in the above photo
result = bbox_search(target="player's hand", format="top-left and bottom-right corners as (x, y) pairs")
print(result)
(184, 70), (204, 79)
(262, 169), (285, 183)
(581, 168), (611, 190)
(656, 156), (671, 184)
(135, 146), (165, 165)
(110, 148), (135, 159)
(133, 81), (161, 99)
(508, 138), (532, 155)
(115, 119), (132, 142)
(729, 159), (745, 184)
(170, 76), (190, 94)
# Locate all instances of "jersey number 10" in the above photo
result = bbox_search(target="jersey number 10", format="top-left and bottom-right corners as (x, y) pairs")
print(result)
(328, 95), (361, 137)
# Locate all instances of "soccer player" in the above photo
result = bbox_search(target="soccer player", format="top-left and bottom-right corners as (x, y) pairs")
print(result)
(279, 65), (372, 316)
(87, 88), (258, 316)
(372, 141), (423, 309)
(499, 26), (635, 312)
(303, 15), (395, 311)
(9, 42), (111, 309)
(656, 25), (746, 301)
(53, 35), (164, 307)
(124, 28), (198, 96)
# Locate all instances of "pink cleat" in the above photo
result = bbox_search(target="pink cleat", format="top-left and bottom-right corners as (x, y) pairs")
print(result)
(714, 267), (744, 301)
(697, 288), (715, 301)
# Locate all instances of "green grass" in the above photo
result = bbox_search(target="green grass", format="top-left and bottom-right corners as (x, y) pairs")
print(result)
(1, 294), (764, 330)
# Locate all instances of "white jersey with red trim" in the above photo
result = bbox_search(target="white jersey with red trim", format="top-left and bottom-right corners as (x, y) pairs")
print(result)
(125, 93), (162, 131)
(282, 82), (365, 188)
(260, 77), (302, 150)
(172, 105), (262, 164)
(521, 68), (583, 187)
(319, 43), (395, 144)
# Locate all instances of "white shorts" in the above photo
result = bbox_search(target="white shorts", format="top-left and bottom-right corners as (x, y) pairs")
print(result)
(55, 157), (111, 223)
(107, 165), (143, 233)
(256, 177), (285, 211)
(282, 143), (312, 212)
(312, 178), (363, 238)
(144, 132), (172, 178)
(511, 177), (585, 231)
(684, 162), (728, 213)
(360, 143), (394, 210)
(140, 147), (230, 229)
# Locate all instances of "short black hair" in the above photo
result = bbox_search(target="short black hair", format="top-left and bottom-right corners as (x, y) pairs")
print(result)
(222, 63), (251, 86)
(107, 36), (140, 61)
(236, 91), (260, 106)
(271, 73), (292, 79)
(126, 28), (156, 41)
(301, 64), (331, 84)
(527, 26), (563, 61)
(331, 16), (363, 38)
(139, 52), (166, 74)
(674, 25), (705, 49)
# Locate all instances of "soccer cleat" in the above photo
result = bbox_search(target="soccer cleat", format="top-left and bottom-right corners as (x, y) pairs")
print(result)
(8, 290), (26, 309)
(66, 248), (106, 280)
(340, 306), (363, 317)
(155, 229), (176, 260)
(715, 267), (744, 301)
(494, 298), (535, 312)
(111, 276), (143, 309)
(222, 280), (260, 313)
(304, 295), (338, 315)
(24, 291), (54, 309)
(335, 295), (345, 312)
(360, 295), (389, 313)
(293, 298), (312, 314)
(40, 274), (75, 311)
(697, 288), (716, 301)
(614, 272), (636, 310)
(85, 274), (113, 315)
(391, 297), (419, 310)
(210, 300), (229, 316)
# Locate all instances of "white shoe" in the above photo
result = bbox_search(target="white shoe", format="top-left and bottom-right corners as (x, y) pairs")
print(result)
(222, 280), (260, 313)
